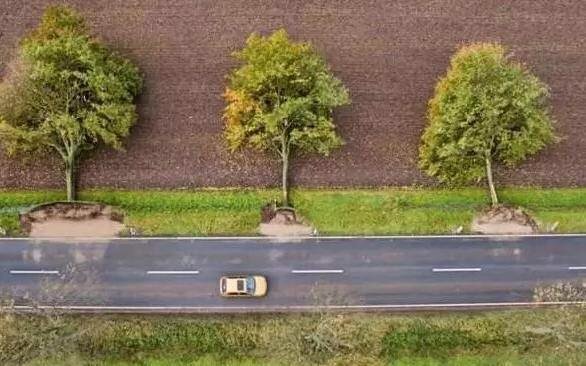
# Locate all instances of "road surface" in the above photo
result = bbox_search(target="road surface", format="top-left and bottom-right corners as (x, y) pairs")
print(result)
(0, 235), (585, 312)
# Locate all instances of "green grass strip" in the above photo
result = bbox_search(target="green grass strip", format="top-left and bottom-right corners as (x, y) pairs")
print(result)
(0, 187), (584, 236)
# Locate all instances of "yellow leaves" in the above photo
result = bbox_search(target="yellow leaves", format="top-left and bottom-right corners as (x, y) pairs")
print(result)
(223, 88), (258, 121)
(222, 88), (260, 152)
(25, 5), (88, 43)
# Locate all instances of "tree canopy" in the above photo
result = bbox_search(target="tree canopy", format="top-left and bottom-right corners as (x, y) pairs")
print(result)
(419, 43), (555, 206)
(224, 29), (349, 206)
(0, 5), (142, 201)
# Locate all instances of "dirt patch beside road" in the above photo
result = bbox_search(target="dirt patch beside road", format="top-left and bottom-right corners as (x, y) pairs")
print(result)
(471, 205), (538, 235)
(258, 206), (315, 236)
(20, 202), (125, 237)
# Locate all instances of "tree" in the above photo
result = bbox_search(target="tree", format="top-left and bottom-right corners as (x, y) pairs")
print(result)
(224, 29), (349, 207)
(0, 6), (142, 201)
(419, 43), (555, 206)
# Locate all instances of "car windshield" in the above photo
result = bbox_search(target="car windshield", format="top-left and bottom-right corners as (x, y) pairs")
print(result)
(246, 277), (255, 293)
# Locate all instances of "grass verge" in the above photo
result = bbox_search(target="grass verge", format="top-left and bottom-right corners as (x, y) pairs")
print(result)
(1, 307), (584, 366)
(0, 187), (585, 236)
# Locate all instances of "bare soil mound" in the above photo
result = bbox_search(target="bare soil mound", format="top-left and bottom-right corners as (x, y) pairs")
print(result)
(20, 202), (125, 238)
(258, 205), (314, 237)
(471, 205), (538, 235)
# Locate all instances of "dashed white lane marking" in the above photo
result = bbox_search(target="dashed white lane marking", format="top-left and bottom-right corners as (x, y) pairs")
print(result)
(9, 270), (60, 275)
(291, 269), (345, 274)
(432, 268), (482, 273)
(568, 266), (586, 271)
(147, 271), (200, 275)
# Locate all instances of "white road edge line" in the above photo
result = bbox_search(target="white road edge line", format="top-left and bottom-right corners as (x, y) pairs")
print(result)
(4, 233), (586, 240)
(10, 301), (586, 311)
(147, 271), (200, 275)
(9, 270), (60, 275)
(568, 266), (586, 271)
(432, 268), (482, 273)
(291, 269), (344, 274)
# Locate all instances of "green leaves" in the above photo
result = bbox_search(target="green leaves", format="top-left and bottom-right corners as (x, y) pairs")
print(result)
(419, 43), (555, 187)
(0, 6), (142, 156)
(223, 29), (349, 158)
(224, 29), (349, 205)
(0, 5), (142, 200)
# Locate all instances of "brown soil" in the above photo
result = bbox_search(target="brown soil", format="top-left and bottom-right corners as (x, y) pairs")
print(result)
(471, 205), (538, 235)
(1, 1), (585, 189)
(20, 202), (126, 238)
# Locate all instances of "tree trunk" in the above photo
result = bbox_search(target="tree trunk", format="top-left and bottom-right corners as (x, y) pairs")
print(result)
(485, 156), (498, 207)
(281, 150), (289, 207)
(65, 155), (77, 202)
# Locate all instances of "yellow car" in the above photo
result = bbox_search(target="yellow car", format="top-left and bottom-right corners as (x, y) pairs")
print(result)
(219, 275), (268, 297)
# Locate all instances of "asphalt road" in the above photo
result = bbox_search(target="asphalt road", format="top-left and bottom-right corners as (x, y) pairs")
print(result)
(1, 235), (586, 312)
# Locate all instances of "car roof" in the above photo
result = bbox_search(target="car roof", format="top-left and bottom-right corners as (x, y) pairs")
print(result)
(224, 276), (247, 293)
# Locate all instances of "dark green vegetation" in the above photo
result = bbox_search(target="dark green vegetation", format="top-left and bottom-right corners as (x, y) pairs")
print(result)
(1, 307), (584, 365)
(0, 187), (585, 236)
(0, 6), (142, 201)
(419, 43), (555, 207)
(224, 29), (349, 207)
